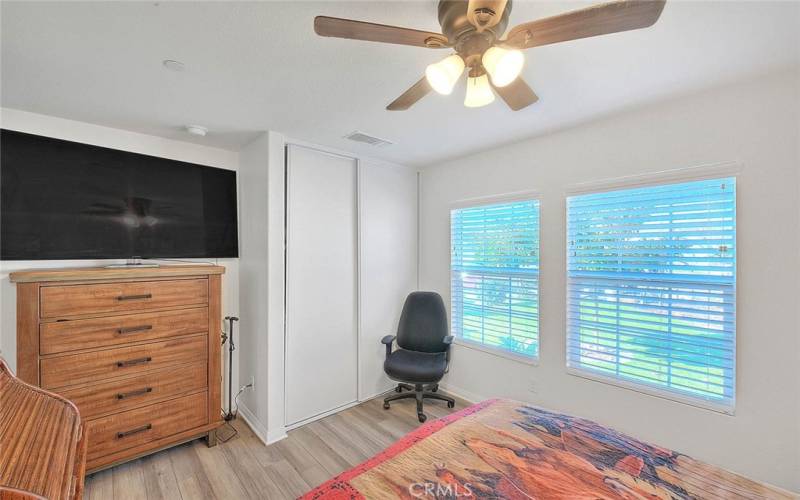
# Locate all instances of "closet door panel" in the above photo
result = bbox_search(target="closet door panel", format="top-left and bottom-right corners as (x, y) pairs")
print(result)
(285, 145), (358, 426)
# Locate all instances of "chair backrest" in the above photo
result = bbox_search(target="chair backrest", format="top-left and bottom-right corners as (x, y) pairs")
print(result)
(396, 291), (449, 353)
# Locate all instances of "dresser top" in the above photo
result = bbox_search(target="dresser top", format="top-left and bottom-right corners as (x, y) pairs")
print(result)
(9, 264), (225, 283)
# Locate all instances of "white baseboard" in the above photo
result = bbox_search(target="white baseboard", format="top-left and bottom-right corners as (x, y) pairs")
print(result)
(285, 400), (360, 431)
(237, 403), (269, 444)
(237, 402), (287, 445)
(438, 383), (482, 404)
(243, 384), (476, 447)
(359, 384), (395, 403)
(277, 386), (393, 435)
(266, 427), (288, 444)
(363, 382), (483, 405)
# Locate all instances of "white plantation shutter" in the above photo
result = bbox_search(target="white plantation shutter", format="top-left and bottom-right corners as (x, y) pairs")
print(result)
(451, 199), (540, 358)
(567, 178), (736, 410)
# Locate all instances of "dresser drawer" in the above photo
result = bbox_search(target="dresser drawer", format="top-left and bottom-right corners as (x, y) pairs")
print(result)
(41, 308), (208, 355)
(40, 279), (208, 319)
(85, 391), (208, 462)
(40, 335), (207, 390)
(58, 361), (207, 419)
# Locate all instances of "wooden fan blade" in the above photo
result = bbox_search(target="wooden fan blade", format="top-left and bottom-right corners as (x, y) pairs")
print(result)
(493, 78), (539, 111)
(387, 77), (432, 111)
(503, 0), (666, 50)
(314, 16), (449, 48)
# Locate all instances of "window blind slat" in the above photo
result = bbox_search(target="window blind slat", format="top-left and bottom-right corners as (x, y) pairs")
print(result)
(567, 333), (734, 363)
(570, 288), (733, 308)
(567, 177), (736, 409)
(569, 271), (734, 285)
(569, 306), (734, 329)
(567, 208), (735, 225)
(568, 182), (733, 207)
(567, 348), (734, 379)
(569, 202), (734, 220)
(451, 199), (540, 358)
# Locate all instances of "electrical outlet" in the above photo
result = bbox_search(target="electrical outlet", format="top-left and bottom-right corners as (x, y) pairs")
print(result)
(249, 375), (255, 390)
(528, 379), (538, 394)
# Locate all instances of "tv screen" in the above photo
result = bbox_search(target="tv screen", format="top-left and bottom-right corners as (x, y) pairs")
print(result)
(1, 129), (239, 260)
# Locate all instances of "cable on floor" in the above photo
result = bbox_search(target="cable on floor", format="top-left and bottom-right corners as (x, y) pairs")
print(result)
(216, 383), (251, 443)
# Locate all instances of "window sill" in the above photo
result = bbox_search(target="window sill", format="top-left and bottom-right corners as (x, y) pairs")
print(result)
(565, 366), (735, 415)
(453, 338), (539, 366)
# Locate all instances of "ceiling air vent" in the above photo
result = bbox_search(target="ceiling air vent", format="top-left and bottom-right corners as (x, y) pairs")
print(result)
(344, 131), (393, 147)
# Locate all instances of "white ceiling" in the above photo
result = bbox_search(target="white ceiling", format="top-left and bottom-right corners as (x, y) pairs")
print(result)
(2, 1), (799, 166)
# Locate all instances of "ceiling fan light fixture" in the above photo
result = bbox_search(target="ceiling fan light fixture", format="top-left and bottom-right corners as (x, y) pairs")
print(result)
(315, 0), (667, 112)
(425, 54), (465, 95)
(482, 46), (524, 87)
(464, 74), (495, 108)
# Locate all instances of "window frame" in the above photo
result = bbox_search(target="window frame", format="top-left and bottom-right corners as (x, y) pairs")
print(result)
(564, 163), (740, 414)
(449, 190), (542, 364)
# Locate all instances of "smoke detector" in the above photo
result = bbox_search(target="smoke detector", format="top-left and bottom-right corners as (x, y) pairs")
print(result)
(163, 59), (186, 72)
(185, 125), (208, 137)
(343, 131), (393, 147)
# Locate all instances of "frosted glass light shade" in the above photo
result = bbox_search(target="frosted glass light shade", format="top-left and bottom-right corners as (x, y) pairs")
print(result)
(425, 55), (465, 95)
(482, 47), (524, 87)
(464, 75), (495, 108)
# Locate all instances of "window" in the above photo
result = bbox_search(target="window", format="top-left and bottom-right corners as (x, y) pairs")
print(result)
(451, 198), (540, 359)
(567, 178), (736, 410)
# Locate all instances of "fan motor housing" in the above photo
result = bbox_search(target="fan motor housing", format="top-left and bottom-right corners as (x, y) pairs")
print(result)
(438, 0), (512, 51)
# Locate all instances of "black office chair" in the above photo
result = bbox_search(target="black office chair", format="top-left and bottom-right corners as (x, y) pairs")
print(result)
(381, 291), (455, 423)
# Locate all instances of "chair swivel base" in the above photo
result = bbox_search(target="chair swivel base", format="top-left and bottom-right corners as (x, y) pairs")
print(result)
(383, 383), (455, 422)
(395, 382), (438, 393)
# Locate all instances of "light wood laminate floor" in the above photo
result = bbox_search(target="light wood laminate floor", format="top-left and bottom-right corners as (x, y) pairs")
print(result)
(84, 392), (470, 499)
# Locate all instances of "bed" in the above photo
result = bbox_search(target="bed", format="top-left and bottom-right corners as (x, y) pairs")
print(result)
(302, 399), (795, 499)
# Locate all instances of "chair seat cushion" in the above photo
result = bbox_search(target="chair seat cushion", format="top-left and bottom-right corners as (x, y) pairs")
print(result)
(384, 349), (447, 384)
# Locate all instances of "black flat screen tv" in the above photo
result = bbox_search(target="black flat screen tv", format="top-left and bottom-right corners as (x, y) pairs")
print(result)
(1, 129), (239, 260)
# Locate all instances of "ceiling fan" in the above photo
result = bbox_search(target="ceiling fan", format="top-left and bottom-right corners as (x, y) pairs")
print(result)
(314, 0), (666, 111)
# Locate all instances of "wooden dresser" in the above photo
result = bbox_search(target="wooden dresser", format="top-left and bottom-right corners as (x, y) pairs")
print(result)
(10, 265), (224, 473)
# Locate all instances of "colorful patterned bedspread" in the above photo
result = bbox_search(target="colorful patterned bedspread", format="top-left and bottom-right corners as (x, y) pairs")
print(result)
(302, 399), (795, 499)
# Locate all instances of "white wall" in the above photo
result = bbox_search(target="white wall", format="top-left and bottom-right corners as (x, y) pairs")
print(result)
(418, 69), (800, 492)
(236, 130), (285, 442)
(236, 131), (270, 435)
(237, 134), (418, 442)
(0, 108), (241, 408)
(359, 158), (418, 400)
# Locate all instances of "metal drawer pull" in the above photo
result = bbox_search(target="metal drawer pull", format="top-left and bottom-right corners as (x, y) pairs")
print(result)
(116, 356), (152, 368)
(117, 325), (153, 334)
(117, 293), (152, 301)
(116, 424), (152, 439)
(116, 387), (153, 400)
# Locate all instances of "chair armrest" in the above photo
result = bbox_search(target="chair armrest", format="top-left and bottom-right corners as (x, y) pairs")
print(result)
(381, 335), (396, 358)
(443, 335), (455, 369)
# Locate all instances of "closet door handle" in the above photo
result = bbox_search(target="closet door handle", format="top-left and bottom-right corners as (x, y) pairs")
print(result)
(117, 325), (152, 334)
(116, 387), (153, 400)
(116, 424), (152, 439)
(117, 293), (152, 301)
(116, 357), (152, 368)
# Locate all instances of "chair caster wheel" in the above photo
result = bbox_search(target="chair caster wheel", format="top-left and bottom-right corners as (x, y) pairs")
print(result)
(432, 387), (438, 392)
(383, 402), (390, 410)
(447, 401), (455, 409)
(418, 413), (427, 423)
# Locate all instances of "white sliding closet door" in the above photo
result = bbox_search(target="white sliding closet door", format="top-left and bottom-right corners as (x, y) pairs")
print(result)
(285, 145), (358, 426)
